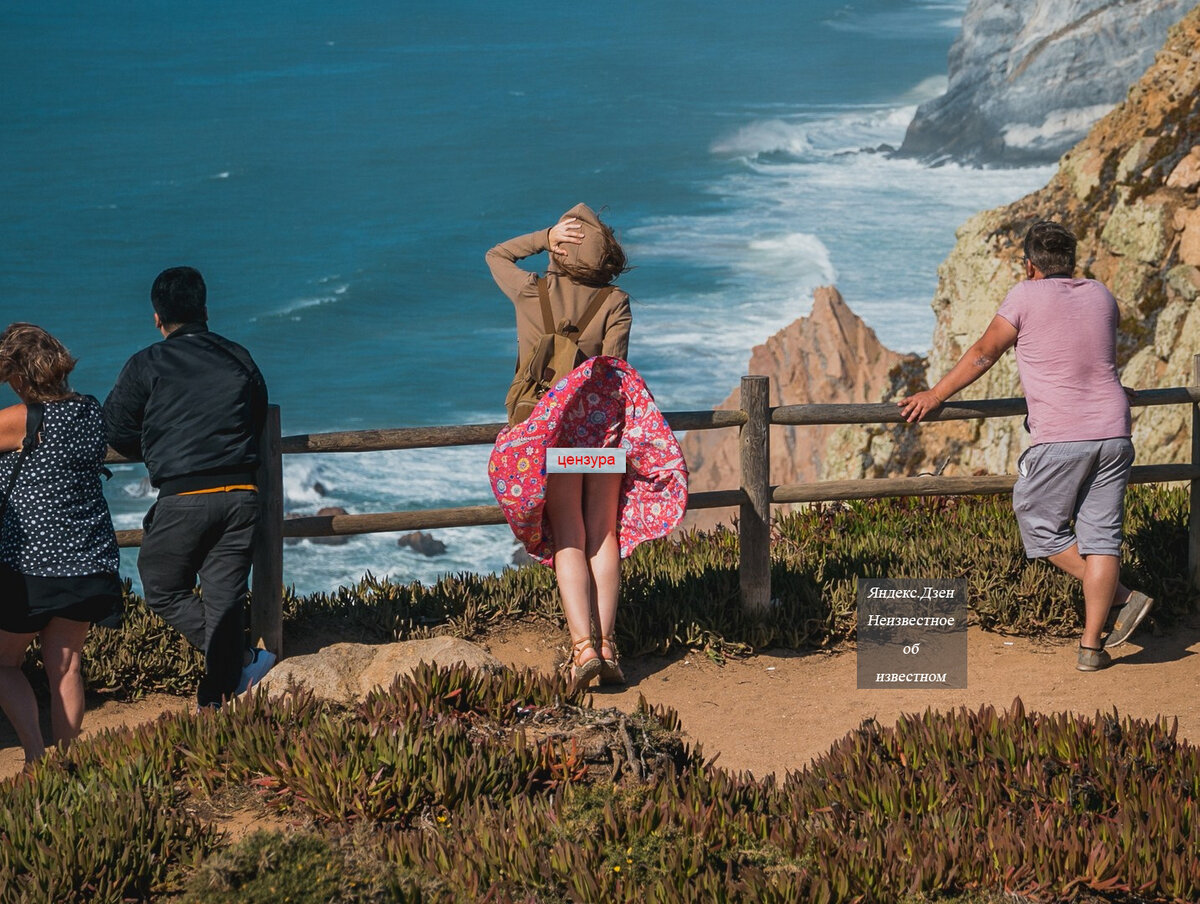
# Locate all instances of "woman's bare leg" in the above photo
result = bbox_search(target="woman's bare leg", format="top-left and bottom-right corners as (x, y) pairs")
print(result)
(583, 473), (623, 645)
(39, 618), (91, 750)
(545, 474), (598, 665)
(0, 629), (44, 764)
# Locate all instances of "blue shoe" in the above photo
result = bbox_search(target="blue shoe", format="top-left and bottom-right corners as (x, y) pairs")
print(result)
(239, 647), (277, 693)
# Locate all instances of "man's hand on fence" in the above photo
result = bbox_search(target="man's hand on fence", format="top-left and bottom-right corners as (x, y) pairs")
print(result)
(898, 390), (943, 423)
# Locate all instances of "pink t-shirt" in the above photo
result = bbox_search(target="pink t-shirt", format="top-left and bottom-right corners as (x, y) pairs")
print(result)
(996, 278), (1130, 445)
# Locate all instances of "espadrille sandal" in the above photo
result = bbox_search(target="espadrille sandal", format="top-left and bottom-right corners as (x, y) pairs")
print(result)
(599, 635), (626, 686)
(567, 636), (602, 694)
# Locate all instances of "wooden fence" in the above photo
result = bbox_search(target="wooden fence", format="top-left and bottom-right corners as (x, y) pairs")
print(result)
(111, 356), (1200, 657)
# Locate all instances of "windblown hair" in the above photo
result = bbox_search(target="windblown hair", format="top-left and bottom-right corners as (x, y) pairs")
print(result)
(0, 322), (77, 402)
(556, 220), (631, 288)
(151, 266), (208, 326)
(1023, 220), (1077, 276)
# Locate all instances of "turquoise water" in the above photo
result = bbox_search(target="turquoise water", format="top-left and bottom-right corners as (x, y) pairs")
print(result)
(1, 1), (1052, 591)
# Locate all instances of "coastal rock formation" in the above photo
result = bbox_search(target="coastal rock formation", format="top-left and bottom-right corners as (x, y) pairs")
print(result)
(895, 4), (1200, 476)
(679, 287), (919, 530)
(899, 0), (1195, 166)
(397, 530), (447, 556)
(684, 6), (1200, 505)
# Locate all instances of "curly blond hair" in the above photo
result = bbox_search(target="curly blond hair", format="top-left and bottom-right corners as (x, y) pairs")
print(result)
(0, 322), (76, 402)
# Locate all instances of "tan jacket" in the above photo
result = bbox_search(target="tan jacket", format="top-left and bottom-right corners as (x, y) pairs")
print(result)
(486, 224), (631, 366)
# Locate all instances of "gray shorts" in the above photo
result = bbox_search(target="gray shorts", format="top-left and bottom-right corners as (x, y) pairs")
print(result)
(1011, 438), (1134, 558)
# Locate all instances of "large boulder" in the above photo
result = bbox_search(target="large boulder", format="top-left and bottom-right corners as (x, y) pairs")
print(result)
(259, 636), (503, 703)
(899, 0), (1195, 166)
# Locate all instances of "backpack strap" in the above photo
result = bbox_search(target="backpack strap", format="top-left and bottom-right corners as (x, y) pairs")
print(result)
(0, 402), (44, 525)
(22, 402), (44, 454)
(575, 286), (615, 334)
(536, 277), (555, 333)
(537, 279), (615, 337)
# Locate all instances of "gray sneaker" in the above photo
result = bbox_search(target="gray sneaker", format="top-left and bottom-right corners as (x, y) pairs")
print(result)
(1077, 644), (1111, 672)
(1105, 591), (1154, 647)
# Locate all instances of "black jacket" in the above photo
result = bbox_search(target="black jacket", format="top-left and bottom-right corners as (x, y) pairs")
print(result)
(103, 323), (268, 496)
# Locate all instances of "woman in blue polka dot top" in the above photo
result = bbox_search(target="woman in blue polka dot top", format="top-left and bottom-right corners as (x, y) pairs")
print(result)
(0, 323), (121, 769)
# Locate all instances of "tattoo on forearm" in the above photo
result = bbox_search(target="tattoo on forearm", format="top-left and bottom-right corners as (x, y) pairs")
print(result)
(972, 354), (994, 368)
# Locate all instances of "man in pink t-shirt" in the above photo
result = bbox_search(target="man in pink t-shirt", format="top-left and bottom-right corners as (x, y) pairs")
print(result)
(899, 221), (1153, 672)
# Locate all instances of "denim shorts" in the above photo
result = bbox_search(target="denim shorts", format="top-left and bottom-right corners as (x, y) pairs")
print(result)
(1011, 437), (1134, 558)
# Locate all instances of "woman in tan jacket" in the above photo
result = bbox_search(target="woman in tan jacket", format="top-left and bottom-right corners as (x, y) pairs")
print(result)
(486, 204), (635, 691)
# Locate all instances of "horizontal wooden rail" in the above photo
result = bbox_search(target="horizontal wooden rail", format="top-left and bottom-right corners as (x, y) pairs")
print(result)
(276, 409), (746, 455)
(771, 387), (1200, 428)
(771, 463), (1200, 505)
(106, 389), (1199, 465)
(115, 463), (1200, 549)
(113, 487), (752, 548)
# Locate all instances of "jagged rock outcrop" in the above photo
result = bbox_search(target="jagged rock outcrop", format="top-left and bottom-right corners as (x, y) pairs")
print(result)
(899, 0), (1195, 166)
(679, 287), (919, 530)
(891, 4), (1200, 475)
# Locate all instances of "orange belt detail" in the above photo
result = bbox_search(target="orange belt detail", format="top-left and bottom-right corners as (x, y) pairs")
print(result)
(176, 484), (259, 496)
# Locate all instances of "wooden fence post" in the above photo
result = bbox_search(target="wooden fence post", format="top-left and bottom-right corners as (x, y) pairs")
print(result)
(1190, 355), (1200, 594)
(252, 404), (284, 657)
(739, 375), (771, 615)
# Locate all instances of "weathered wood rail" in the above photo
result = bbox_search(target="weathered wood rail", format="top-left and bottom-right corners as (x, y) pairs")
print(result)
(109, 357), (1200, 656)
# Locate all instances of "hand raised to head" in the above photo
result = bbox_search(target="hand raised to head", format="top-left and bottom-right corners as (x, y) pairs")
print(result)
(549, 217), (585, 256)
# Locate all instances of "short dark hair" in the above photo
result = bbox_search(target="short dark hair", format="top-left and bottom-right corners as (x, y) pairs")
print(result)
(1023, 220), (1076, 275)
(0, 322), (76, 402)
(151, 266), (208, 325)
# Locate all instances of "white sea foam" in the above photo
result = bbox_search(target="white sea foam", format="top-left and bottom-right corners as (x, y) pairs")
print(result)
(824, 1), (967, 37)
(631, 89), (1054, 406)
(252, 284), (349, 321)
(281, 446), (507, 592)
(712, 105), (918, 161)
(900, 75), (949, 104)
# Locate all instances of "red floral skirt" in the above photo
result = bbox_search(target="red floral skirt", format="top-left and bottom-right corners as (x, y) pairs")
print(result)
(489, 356), (688, 565)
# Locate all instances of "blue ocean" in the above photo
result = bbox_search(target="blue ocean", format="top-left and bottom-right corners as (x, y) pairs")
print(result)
(2, 1), (1052, 593)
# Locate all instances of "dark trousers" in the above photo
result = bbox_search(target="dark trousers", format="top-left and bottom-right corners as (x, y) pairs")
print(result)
(138, 490), (259, 707)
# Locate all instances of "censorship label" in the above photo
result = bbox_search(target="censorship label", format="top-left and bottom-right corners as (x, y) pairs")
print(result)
(546, 448), (627, 474)
(857, 578), (967, 689)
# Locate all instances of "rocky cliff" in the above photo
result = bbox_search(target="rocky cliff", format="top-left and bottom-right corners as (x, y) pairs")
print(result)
(683, 5), (1200, 513)
(899, 0), (1196, 166)
(678, 287), (919, 530)
(907, 3), (1200, 476)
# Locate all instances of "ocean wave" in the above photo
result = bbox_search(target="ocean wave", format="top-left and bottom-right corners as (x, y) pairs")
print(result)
(712, 106), (917, 162)
(824, 2), (966, 38)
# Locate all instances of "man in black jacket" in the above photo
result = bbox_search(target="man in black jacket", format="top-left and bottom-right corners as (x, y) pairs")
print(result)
(105, 267), (274, 707)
